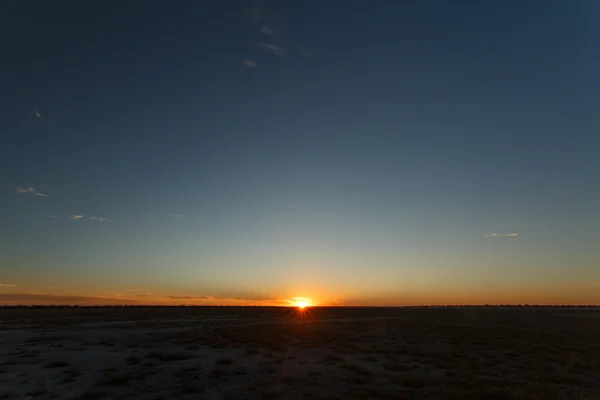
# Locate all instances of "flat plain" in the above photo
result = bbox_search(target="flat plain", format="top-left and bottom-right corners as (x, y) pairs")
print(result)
(1, 306), (599, 399)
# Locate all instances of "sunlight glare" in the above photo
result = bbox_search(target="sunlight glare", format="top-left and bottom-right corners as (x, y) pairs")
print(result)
(292, 297), (312, 309)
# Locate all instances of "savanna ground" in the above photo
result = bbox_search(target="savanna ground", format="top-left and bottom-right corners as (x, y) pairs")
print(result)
(1, 306), (599, 399)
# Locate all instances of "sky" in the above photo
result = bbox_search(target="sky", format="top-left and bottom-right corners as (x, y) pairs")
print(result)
(1, 0), (599, 306)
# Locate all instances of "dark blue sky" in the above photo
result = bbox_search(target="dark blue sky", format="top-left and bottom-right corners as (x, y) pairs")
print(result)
(1, 1), (599, 305)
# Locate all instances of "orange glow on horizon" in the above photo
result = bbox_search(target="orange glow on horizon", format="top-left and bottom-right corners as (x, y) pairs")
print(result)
(290, 297), (312, 308)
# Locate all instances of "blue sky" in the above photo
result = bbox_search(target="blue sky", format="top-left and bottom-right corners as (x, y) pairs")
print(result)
(1, 0), (599, 305)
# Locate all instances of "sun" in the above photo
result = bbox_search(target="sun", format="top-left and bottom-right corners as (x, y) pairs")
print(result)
(291, 297), (312, 309)
(295, 301), (309, 309)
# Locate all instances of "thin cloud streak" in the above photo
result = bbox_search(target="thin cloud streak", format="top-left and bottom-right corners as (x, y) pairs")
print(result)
(486, 233), (519, 237)
(164, 295), (286, 304)
(16, 186), (48, 197)
(258, 42), (286, 56)
(260, 26), (274, 35)
(0, 284), (16, 287)
(90, 216), (110, 222)
(0, 293), (138, 305)
(69, 214), (84, 220)
(242, 59), (257, 68)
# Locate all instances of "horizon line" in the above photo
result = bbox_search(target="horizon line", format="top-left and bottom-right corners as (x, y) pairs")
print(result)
(1, 304), (599, 308)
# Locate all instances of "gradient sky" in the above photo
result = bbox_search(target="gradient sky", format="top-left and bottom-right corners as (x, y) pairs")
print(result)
(1, 0), (599, 306)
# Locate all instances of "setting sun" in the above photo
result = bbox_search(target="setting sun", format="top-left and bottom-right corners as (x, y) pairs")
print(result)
(290, 297), (312, 308)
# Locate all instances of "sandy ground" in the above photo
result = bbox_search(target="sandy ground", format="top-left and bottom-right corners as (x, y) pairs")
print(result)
(1, 307), (599, 399)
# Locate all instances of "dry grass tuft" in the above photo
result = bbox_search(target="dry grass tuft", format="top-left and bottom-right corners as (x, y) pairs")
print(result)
(124, 355), (140, 365)
(74, 389), (108, 400)
(96, 371), (132, 386)
(215, 357), (234, 365)
(0, 391), (18, 399)
(146, 351), (191, 362)
(43, 360), (70, 368)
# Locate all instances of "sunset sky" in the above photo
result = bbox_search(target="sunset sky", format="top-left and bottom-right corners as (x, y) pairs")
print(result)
(1, 1), (599, 306)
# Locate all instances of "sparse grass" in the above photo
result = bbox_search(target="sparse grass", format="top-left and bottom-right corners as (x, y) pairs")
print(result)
(74, 389), (108, 400)
(324, 354), (343, 363)
(146, 351), (191, 362)
(215, 357), (233, 365)
(341, 361), (374, 376)
(64, 366), (82, 380)
(96, 371), (132, 386)
(125, 355), (140, 365)
(27, 385), (50, 397)
(232, 365), (248, 375)
(43, 360), (70, 368)
(0, 390), (18, 399)
(396, 370), (428, 389)
(174, 366), (199, 378)
(2, 307), (600, 399)
(383, 360), (411, 372)
(209, 366), (226, 378)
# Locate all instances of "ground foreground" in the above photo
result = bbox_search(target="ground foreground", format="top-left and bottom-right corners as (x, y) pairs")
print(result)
(1, 307), (599, 399)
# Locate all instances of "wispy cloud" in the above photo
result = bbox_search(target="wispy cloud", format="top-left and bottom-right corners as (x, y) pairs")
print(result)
(17, 186), (35, 194)
(165, 295), (215, 300)
(69, 214), (84, 220)
(486, 233), (519, 237)
(35, 110), (41, 118)
(258, 42), (286, 56)
(130, 289), (152, 297)
(0, 293), (138, 305)
(260, 26), (274, 35)
(16, 186), (48, 197)
(169, 213), (194, 218)
(0, 284), (16, 287)
(242, 59), (257, 68)
(89, 216), (110, 223)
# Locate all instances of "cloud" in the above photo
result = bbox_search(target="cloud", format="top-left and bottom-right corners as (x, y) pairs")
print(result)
(165, 295), (215, 300)
(89, 216), (110, 223)
(135, 293), (152, 297)
(258, 42), (286, 56)
(242, 59), (257, 68)
(16, 186), (48, 197)
(50, 214), (57, 218)
(486, 233), (519, 237)
(0, 293), (138, 305)
(0, 284), (16, 287)
(35, 110), (41, 118)
(17, 186), (35, 194)
(260, 26), (274, 35)
(69, 214), (84, 220)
